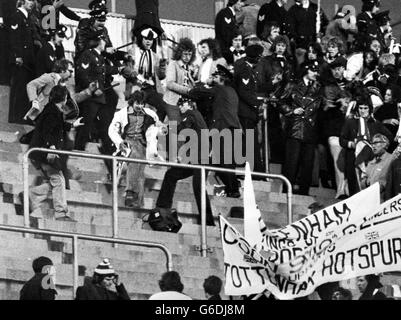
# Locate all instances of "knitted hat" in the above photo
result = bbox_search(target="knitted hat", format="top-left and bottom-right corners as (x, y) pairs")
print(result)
(32, 256), (53, 274)
(94, 258), (115, 276)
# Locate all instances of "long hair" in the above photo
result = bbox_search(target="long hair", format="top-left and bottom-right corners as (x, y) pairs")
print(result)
(172, 38), (196, 64)
(261, 21), (280, 41)
(326, 37), (346, 55)
(199, 38), (222, 60)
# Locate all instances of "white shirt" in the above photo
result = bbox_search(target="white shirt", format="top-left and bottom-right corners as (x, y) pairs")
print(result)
(48, 42), (56, 51)
(200, 57), (213, 83)
(18, 7), (28, 19)
(148, 291), (192, 300)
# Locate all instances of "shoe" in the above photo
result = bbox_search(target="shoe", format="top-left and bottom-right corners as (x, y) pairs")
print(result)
(55, 216), (77, 222)
(336, 194), (348, 200)
(125, 191), (139, 207)
(226, 191), (241, 198)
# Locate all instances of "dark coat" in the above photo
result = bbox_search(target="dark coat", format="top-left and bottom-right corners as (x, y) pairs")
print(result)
(74, 19), (113, 61)
(287, 2), (328, 48)
(256, 0), (290, 38)
(75, 278), (130, 300)
(189, 84), (242, 131)
(9, 9), (35, 67)
(215, 7), (238, 61)
(0, 0), (17, 84)
(75, 48), (118, 104)
(178, 109), (209, 164)
(29, 101), (72, 166)
(384, 158), (401, 201)
(356, 12), (379, 48)
(208, 294), (222, 300)
(20, 273), (57, 300)
(35, 42), (57, 77)
(279, 79), (323, 143)
(132, 0), (164, 37)
(322, 78), (351, 138)
(339, 117), (392, 195)
(234, 59), (260, 122)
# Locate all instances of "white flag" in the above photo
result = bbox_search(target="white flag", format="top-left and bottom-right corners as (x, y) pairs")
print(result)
(244, 162), (266, 248)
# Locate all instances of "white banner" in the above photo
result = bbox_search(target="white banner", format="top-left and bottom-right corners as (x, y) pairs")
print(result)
(221, 183), (401, 299)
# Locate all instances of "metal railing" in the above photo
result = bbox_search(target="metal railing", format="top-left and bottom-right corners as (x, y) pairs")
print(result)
(23, 148), (293, 257)
(0, 224), (172, 299)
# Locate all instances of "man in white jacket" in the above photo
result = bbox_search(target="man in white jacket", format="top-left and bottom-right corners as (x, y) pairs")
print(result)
(108, 90), (166, 207)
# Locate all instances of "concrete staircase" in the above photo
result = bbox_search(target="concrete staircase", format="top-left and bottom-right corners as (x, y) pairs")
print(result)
(0, 86), (357, 300)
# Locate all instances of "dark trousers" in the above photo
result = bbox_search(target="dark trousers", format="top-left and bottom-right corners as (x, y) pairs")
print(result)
(239, 117), (264, 173)
(156, 167), (215, 225)
(283, 138), (316, 195)
(75, 99), (115, 155)
(214, 129), (239, 194)
(9, 65), (34, 124)
(344, 150), (359, 196)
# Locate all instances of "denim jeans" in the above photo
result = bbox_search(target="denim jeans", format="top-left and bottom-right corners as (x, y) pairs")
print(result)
(125, 138), (146, 206)
(29, 163), (68, 218)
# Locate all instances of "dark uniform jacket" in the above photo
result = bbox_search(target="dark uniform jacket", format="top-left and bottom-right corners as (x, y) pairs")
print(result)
(9, 8), (35, 67)
(357, 11), (379, 47)
(215, 7), (238, 62)
(234, 59), (260, 122)
(75, 278), (130, 300)
(322, 77), (351, 138)
(287, 1), (328, 48)
(189, 84), (242, 131)
(75, 48), (118, 105)
(35, 42), (57, 77)
(20, 273), (57, 300)
(257, 0), (290, 38)
(279, 78), (323, 143)
(29, 101), (72, 166)
(74, 19), (113, 61)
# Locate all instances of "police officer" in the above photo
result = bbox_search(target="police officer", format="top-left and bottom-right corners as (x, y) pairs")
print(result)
(256, 0), (290, 39)
(190, 64), (242, 198)
(74, 1), (118, 62)
(234, 44), (266, 174)
(36, 0), (81, 59)
(215, 0), (243, 64)
(374, 10), (392, 52)
(74, 31), (121, 160)
(287, 0), (329, 49)
(35, 24), (67, 77)
(154, 97), (215, 227)
(279, 60), (323, 195)
(8, 0), (36, 124)
(357, 0), (381, 49)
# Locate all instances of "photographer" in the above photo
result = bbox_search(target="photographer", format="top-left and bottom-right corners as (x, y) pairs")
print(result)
(76, 259), (130, 300)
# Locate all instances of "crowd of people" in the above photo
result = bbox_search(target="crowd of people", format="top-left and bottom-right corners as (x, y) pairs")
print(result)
(1, 0), (401, 223)
(1, 0), (401, 300)
(20, 255), (396, 300)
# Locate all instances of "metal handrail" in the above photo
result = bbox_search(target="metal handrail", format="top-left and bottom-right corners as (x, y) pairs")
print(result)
(23, 148), (293, 257)
(0, 224), (173, 299)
